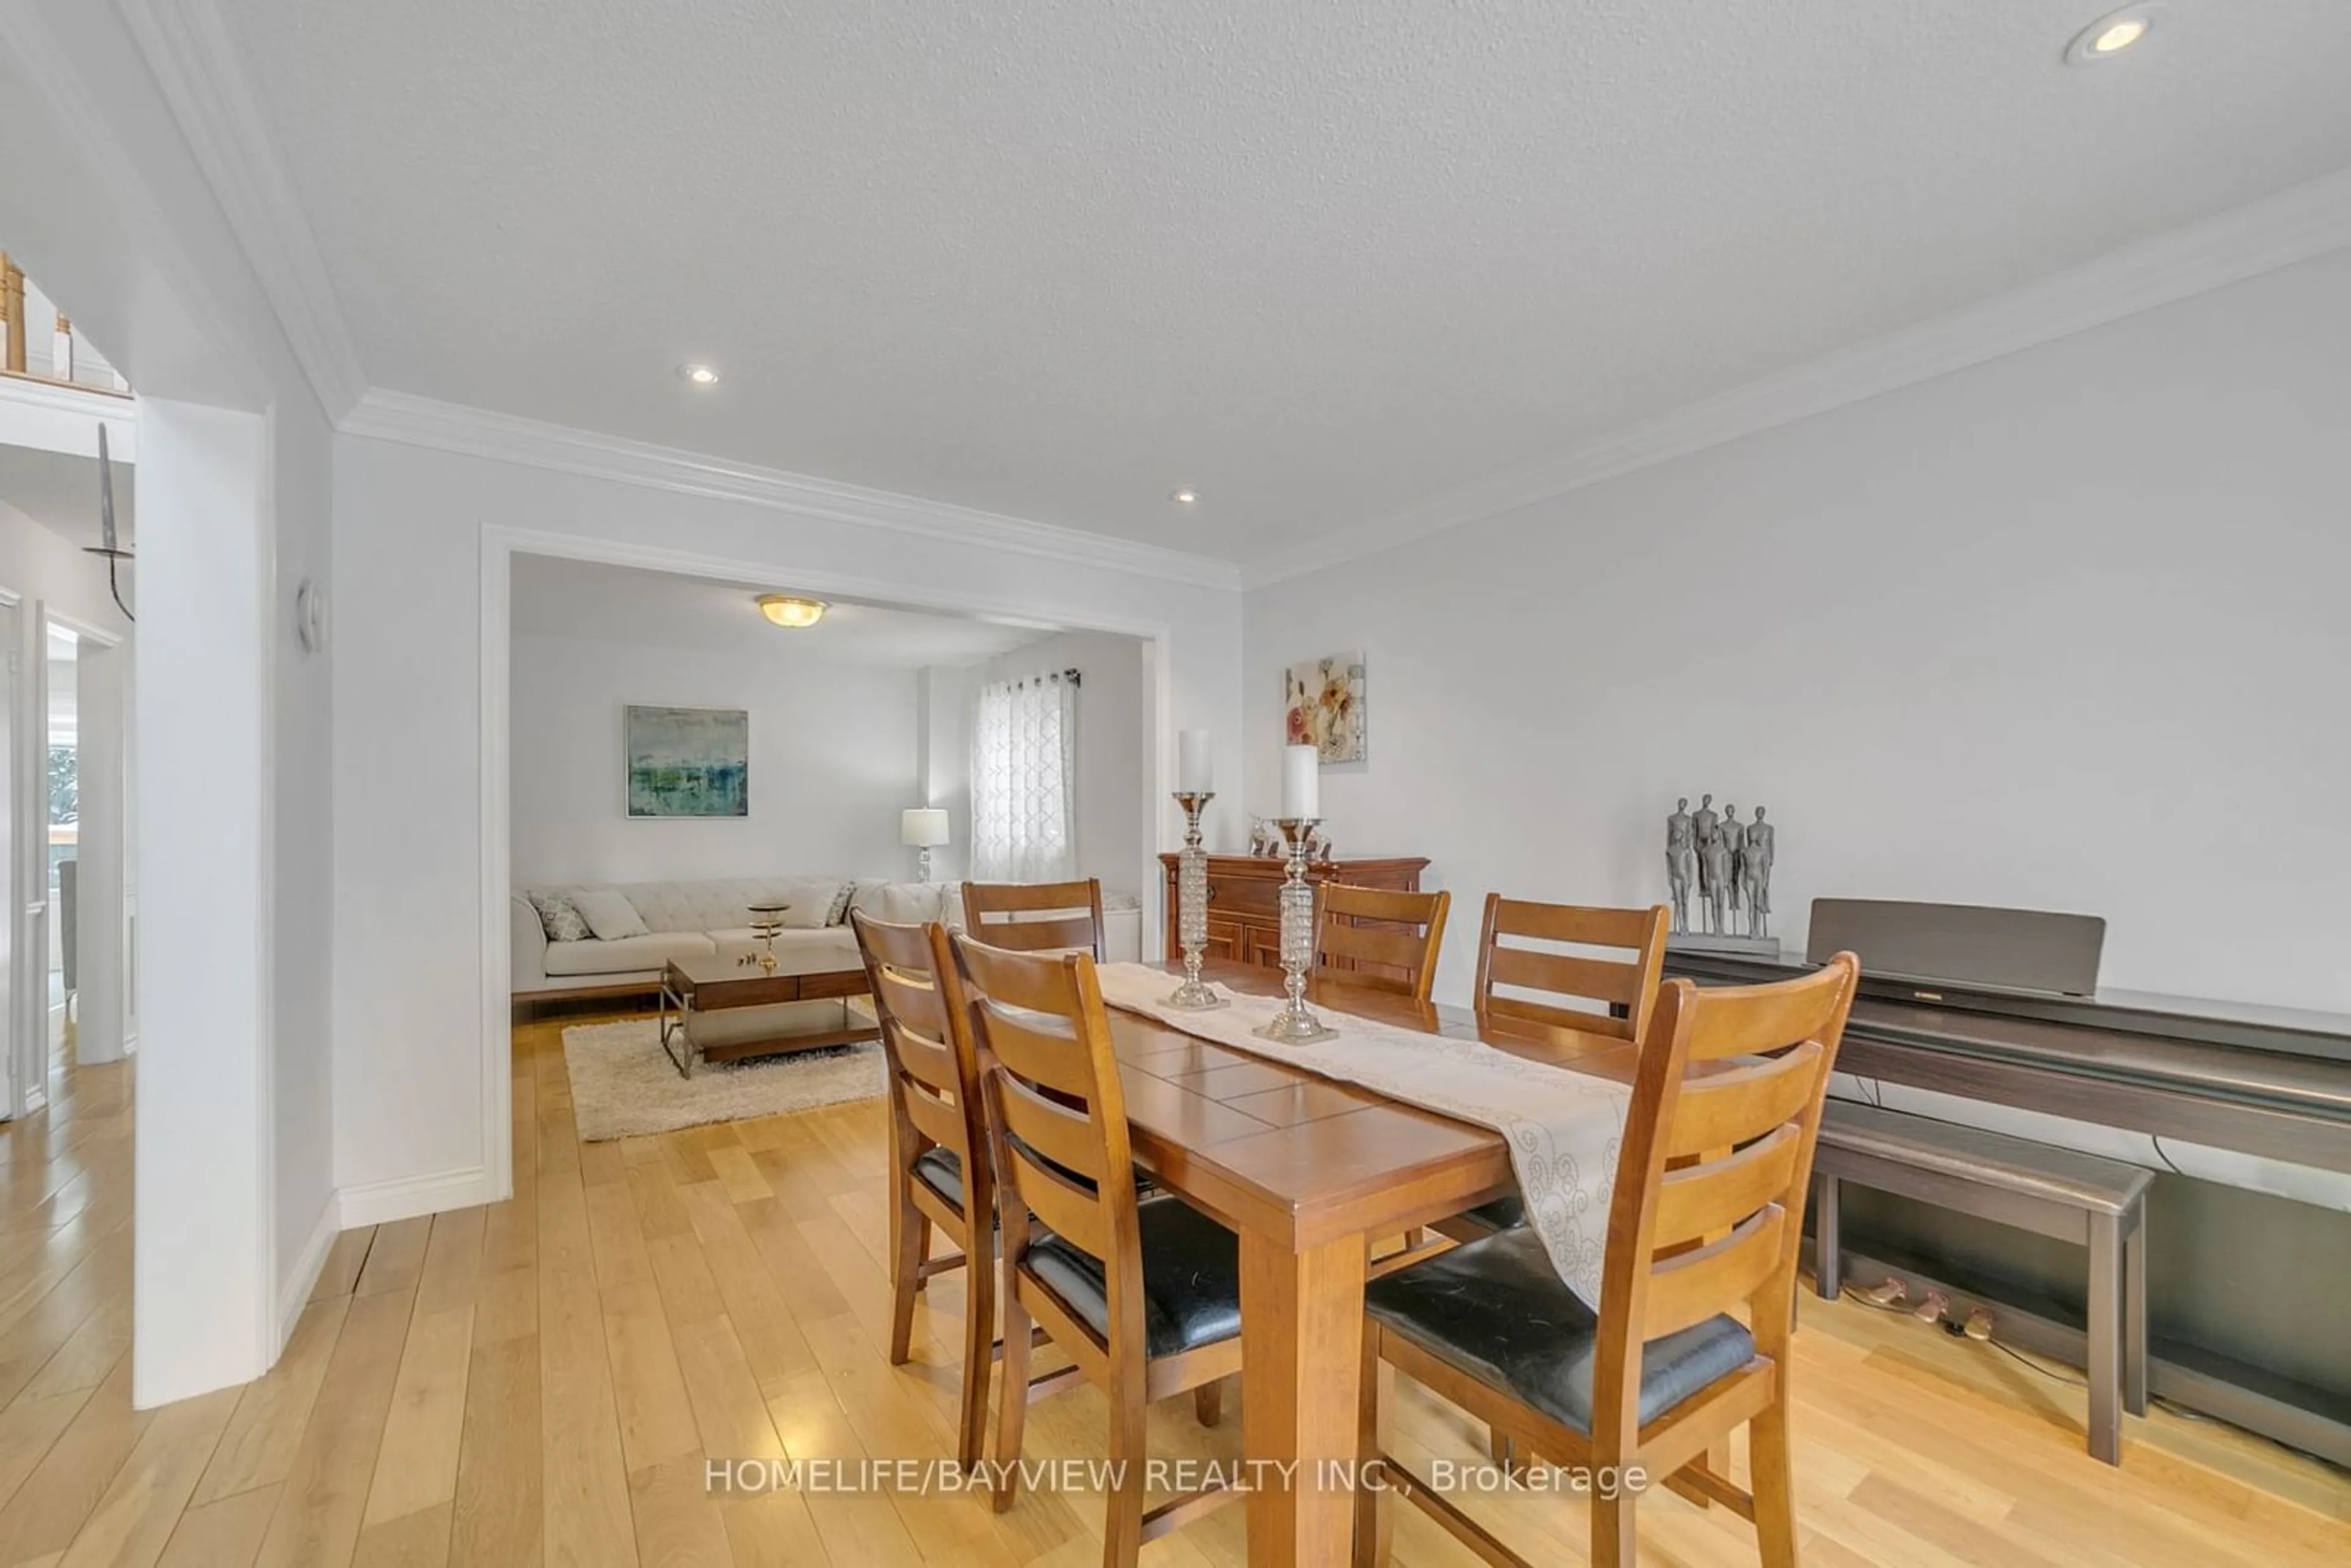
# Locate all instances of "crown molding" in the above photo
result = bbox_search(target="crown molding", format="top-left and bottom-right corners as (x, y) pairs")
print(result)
(0, 375), (140, 462)
(1243, 168), (2351, 588)
(343, 389), (1245, 592)
(116, 0), (367, 422)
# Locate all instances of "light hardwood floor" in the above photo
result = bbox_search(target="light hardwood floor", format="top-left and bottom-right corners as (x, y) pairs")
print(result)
(3, 1011), (2348, 1566)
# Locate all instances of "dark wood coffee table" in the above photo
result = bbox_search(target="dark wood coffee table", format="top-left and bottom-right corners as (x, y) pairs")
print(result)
(657, 952), (878, 1078)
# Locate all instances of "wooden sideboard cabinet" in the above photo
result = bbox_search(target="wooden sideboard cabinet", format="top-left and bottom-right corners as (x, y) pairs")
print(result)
(1158, 853), (1431, 972)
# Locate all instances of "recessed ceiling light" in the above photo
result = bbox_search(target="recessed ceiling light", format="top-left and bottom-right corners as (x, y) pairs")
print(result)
(1171, 489), (1199, 506)
(678, 362), (721, 386)
(757, 595), (827, 628)
(2066, 6), (2159, 64)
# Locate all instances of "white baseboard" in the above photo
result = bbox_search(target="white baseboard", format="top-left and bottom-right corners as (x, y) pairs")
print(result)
(334, 1165), (501, 1229)
(275, 1197), (341, 1352)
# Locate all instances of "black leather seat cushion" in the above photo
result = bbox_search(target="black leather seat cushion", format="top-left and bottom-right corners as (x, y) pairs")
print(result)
(1366, 1228), (1756, 1434)
(1024, 1195), (1243, 1358)
(912, 1146), (971, 1210)
(1460, 1193), (1526, 1230)
(911, 1145), (1146, 1214)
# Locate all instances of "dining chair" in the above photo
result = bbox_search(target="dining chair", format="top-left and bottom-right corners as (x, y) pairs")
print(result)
(1310, 883), (1454, 1278)
(1311, 883), (1452, 1002)
(950, 933), (1243, 1567)
(1354, 953), (1861, 1568)
(849, 910), (999, 1470)
(1473, 893), (1673, 1045)
(960, 877), (1107, 959)
(1450, 896), (1673, 1234)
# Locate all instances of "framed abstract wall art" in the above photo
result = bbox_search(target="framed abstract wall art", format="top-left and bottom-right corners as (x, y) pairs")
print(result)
(625, 704), (749, 817)
(1283, 652), (1365, 765)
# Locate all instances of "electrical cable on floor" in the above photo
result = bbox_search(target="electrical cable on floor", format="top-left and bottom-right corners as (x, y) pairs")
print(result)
(2152, 1395), (2220, 1426)
(1842, 1272), (2238, 1433)
(1993, 1340), (2227, 1427)
(1986, 1337), (2088, 1389)
(1971, 1324), (2223, 1428)
(1845, 1284), (2088, 1394)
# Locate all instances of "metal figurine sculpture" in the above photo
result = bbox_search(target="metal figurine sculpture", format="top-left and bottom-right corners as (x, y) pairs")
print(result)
(1744, 807), (1775, 938)
(1665, 798), (1697, 933)
(1690, 793), (1720, 915)
(1668, 795), (1777, 950)
(1721, 805), (1746, 925)
(1700, 814), (1732, 934)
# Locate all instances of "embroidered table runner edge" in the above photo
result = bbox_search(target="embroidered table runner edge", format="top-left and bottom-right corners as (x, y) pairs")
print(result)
(1093, 961), (1629, 1307)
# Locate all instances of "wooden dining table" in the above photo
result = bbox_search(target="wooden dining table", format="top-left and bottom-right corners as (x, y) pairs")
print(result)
(1105, 959), (1643, 1567)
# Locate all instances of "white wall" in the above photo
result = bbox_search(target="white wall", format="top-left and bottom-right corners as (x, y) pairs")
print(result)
(914, 662), (977, 883)
(0, 503), (134, 659)
(135, 399), (274, 1400)
(961, 630), (1149, 899)
(1244, 249), (2351, 1016)
(269, 396), (336, 1357)
(332, 433), (1243, 1210)
(1, 1), (341, 1402)
(70, 636), (128, 1068)
(511, 631), (918, 887)
(0, 504), (132, 1119)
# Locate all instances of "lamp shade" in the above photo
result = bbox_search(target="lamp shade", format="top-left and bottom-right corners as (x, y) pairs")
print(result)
(901, 808), (951, 849)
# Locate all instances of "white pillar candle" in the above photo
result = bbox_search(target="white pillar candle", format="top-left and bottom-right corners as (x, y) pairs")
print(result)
(1177, 729), (1212, 792)
(1280, 744), (1320, 819)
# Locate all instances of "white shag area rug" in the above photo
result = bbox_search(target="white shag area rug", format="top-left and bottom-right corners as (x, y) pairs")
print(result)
(561, 1018), (884, 1141)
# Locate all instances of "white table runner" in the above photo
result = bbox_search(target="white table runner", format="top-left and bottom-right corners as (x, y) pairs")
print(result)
(1093, 962), (1631, 1309)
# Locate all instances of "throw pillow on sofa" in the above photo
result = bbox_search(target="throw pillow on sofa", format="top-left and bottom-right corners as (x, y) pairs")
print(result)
(572, 888), (651, 941)
(769, 877), (852, 929)
(846, 880), (966, 929)
(528, 890), (592, 943)
(876, 882), (943, 925)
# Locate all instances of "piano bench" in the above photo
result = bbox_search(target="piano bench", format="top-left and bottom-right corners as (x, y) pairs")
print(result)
(1810, 1099), (2152, 1465)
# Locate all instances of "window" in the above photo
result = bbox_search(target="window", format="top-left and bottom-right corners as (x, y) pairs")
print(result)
(970, 671), (1077, 883)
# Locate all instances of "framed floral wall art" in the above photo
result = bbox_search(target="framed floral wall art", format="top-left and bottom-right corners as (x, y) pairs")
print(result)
(1283, 653), (1365, 765)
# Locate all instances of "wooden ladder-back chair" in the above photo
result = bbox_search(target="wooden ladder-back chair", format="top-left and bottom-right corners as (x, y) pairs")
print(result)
(960, 878), (1107, 959)
(1448, 896), (1673, 1237)
(950, 934), (1243, 1567)
(850, 910), (999, 1469)
(1355, 953), (1862, 1568)
(1472, 894), (1672, 1046)
(1312, 883), (1454, 1279)
(1312, 883), (1452, 1002)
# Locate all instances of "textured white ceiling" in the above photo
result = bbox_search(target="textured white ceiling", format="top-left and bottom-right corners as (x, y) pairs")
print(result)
(509, 553), (1050, 667)
(223, 1), (2351, 563)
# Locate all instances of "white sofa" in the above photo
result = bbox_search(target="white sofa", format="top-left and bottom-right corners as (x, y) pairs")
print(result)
(511, 876), (1141, 998)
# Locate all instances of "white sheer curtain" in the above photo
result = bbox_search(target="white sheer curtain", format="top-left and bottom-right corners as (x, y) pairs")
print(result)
(970, 672), (1078, 883)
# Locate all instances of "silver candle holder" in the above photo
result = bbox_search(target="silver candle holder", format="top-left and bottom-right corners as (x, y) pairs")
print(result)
(1163, 791), (1226, 1010)
(1254, 817), (1337, 1045)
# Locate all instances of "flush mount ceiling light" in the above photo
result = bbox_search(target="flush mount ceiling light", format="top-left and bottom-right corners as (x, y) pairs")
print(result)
(678, 362), (721, 386)
(2066, 4), (2160, 64)
(1170, 488), (1199, 505)
(757, 595), (827, 628)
